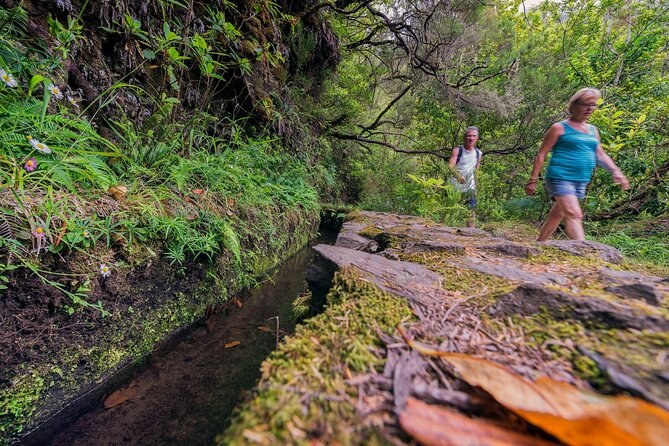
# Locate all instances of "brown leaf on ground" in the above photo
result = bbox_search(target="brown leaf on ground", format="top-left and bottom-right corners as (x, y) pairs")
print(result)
(104, 385), (139, 409)
(234, 297), (243, 308)
(225, 340), (240, 348)
(107, 185), (128, 201)
(399, 397), (559, 446)
(439, 353), (669, 446)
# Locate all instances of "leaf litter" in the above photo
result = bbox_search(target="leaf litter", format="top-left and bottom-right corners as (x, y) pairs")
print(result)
(351, 272), (669, 446)
(332, 213), (669, 445)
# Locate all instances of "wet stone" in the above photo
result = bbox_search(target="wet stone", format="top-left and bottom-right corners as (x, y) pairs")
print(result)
(455, 227), (492, 238)
(404, 240), (466, 254)
(489, 283), (669, 331)
(599, 267), (662, 283)
(310, 244), (443, 301)
(604, 283), (664, 306)
(335, 231), (379, 252)
(477, 242), (540, 258)
(379, 249), (401, 261)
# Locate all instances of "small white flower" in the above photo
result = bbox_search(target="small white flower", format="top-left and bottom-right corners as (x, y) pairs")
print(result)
(99, 263), (111, 278)
(48, 84), (64, 99)
(27, 135), (52, 154)
(66, 94), (79, 108)
(0, 69), (18, 88)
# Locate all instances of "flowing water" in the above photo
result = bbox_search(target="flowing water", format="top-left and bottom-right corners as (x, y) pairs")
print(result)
(21, 232), (336, 446)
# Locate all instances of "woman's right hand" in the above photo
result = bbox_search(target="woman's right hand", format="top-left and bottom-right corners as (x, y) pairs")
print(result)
(525, 180), (537, 195)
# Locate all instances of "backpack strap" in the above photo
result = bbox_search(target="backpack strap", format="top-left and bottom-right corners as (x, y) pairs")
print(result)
(456, 146), (482, 165)
(456, 145), (464, 164)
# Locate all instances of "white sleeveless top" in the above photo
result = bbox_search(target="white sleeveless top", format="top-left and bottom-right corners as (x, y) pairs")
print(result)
(450, 147), (479, 192)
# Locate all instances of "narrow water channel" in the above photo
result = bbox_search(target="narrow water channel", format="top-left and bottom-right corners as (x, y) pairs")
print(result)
(23, 232), (336, 446)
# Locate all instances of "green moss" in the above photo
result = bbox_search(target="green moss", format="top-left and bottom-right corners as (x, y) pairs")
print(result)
(344, 210), (373, 224)
(572, 355), (608, 387)
(401, 251), (515, 294)
(359, 225), (383, 239)
(491, 306), (668, 392)
(220, 268), (414, 445)
(526, 246), (601, 267)
(505, 307), (587, 347)
(0, 372), (47, 439)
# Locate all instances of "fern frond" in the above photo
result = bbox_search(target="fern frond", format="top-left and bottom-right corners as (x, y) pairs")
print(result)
(221, 221), (241, 266)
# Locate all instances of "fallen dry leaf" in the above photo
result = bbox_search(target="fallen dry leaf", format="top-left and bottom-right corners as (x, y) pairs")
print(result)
(399, 397), (559, 446)
(108, 185), (128, 201)
(442, 353), (669, 446)
(242, 429), (268, 444)
(104, 385), (138, 408)
(257, 325), (273, 333)
(398, 326), (669, 446)
(225, 340), (240, 348)
(233, 298), (243, 308)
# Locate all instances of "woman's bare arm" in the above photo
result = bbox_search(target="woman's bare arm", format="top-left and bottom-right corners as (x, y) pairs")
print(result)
(525, 123), (563, 195)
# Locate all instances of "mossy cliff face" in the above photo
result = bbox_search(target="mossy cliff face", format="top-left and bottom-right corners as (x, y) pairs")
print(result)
(0, 207), (319, 444)
(1, 0), (339, 135)
(222, 211), (669, 444)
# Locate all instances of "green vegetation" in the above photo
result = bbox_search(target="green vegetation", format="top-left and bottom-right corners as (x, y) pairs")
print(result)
(0, 2), (326, 313)
(0, 0), (332, 441)
(319, 0), (669, 270)
(590, 227), (669, 275)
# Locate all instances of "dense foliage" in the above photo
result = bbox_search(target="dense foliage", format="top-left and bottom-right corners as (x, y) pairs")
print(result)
(0, 2), (330, 315)
(298, 0), (668, 266)
(320, 0), (669, 227)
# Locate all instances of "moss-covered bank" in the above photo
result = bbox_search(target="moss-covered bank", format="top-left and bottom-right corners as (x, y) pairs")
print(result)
(0, 206), (319, 444)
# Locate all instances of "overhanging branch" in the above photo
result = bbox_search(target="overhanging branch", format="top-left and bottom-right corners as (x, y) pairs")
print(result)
(331, 132), (449, 159)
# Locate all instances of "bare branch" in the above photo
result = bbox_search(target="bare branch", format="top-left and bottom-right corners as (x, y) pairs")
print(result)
(362, 83), (412, 132)
(331, 133), (450, 159)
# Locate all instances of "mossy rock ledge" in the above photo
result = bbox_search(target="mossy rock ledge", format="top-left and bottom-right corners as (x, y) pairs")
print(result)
(222, 210), (669, 445)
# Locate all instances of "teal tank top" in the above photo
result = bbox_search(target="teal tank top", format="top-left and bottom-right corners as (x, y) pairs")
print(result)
(545, 122), (598, 182)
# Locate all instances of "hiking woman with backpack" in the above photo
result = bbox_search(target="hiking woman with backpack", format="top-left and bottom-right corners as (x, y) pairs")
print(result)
(525, 88), (629, 241)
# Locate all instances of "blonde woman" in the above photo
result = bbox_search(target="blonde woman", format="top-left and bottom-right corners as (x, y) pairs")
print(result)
(525, 88), (629, 241)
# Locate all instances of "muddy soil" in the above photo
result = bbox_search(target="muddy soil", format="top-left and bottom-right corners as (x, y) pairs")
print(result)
(18, 233), (336, 446)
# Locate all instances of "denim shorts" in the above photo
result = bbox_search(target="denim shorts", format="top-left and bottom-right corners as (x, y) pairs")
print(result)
(463, 190), (477, 209)
(544, 178), (588, 199)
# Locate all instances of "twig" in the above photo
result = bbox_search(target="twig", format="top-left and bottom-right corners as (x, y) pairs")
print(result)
(441, 288), (488, 322)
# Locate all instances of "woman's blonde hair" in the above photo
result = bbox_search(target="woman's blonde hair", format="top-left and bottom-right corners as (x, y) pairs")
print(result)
(567, 87), (602, 114)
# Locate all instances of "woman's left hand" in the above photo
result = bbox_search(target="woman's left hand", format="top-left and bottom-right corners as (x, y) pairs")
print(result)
(613, 170), (630, 190)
